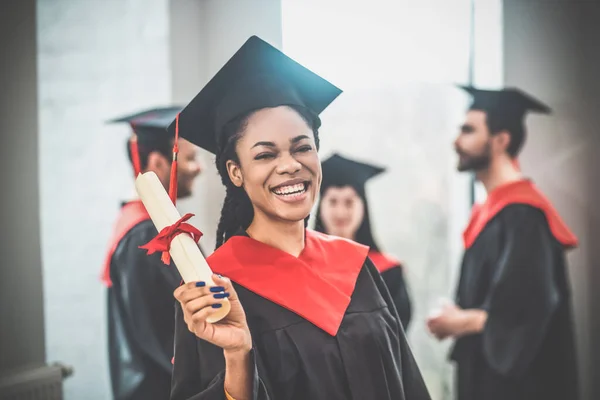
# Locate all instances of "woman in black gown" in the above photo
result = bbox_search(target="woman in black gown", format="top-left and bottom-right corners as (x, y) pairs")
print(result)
(314, 153), (413, 330)
(168, 36), (431, 400)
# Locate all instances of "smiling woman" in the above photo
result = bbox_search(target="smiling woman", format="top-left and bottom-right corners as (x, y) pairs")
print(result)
(165, 36), (432, 400)
(215, 105), (322, 249)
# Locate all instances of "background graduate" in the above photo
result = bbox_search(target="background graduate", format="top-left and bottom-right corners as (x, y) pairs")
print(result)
(427, 86), (579, 400)
(102, 107), (202, 400)
(314, 153), (412, 330)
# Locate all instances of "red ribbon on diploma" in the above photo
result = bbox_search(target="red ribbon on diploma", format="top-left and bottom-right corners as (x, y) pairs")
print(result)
(140, 213), (203, 265)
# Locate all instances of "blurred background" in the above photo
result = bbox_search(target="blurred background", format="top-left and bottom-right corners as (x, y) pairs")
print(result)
(1, 0), (599, 399)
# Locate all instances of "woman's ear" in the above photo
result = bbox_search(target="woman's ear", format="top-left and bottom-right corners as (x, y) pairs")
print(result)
(226, 160), (243, 187)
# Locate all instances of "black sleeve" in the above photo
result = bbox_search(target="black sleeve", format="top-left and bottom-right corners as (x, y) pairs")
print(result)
(481, 205), (561, 378)
(170, 301), (271, 400)
(365, 260), (432, 400)
(111, 222), (182, 373)
(381, 266), (412, 330)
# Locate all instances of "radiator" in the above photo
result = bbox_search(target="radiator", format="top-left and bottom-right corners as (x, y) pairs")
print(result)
(0, 363), (73, 400)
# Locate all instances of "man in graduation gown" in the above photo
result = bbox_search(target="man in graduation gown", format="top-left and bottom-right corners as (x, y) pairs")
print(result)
(426, 86), (579, 400)
(102, 107), (202, 400)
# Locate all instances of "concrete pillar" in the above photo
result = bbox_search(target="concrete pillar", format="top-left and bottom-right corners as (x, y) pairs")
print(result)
(0, 0), (45, 376)
(503, 1), (600, 398)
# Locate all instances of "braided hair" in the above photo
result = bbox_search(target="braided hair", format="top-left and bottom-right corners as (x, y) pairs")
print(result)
(214, 106), (321, 250)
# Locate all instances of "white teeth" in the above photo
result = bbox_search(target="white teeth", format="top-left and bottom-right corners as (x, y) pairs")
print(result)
(273, 183), (306, 195)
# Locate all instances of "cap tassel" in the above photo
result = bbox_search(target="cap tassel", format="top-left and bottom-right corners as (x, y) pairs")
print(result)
(129, 123), (142, 177)
(130, 135), (142, 177)
(168, 113), (181, 204)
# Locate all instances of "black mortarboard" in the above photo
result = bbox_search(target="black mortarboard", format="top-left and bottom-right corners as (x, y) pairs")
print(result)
(167, 36), (342, 154)
(459, 86), (551, 154)
(108, 106), (182, 201)
(460, 86), (551, 119)
(109, 106), (182, 140)
(320, 153), (385, 195)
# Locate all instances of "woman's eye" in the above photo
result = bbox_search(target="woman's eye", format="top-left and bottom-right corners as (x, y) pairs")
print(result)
(296, 145), (312, 153)
(255, 153), (275, 160)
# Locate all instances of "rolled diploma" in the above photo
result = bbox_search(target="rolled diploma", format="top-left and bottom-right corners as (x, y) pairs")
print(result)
(135, 171), (230, 323)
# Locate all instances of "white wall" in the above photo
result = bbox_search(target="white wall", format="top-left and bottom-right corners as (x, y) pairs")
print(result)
(38, 0), (172, 398)
(171, 0), (283, 252)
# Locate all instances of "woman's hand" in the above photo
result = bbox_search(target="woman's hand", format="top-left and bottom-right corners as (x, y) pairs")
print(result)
(174, 274), (252, 353)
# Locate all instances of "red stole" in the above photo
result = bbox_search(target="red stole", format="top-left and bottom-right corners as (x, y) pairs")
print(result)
(463, 180), (578, 249)
(368, 250), (401, 273)
(209, 230), (369, 336)
(101, 200), (150, 287)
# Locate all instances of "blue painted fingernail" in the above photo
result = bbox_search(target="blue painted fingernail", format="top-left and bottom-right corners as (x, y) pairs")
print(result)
(195, 281), (206, 287)
(210, 286), (225, 293)
(212, 303), (223, 309)
(217, 274), (223, 278)
(213, 292), (230, 299)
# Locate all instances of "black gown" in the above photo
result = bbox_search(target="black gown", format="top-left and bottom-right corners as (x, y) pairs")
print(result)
(107, 217), (182, 400)
(171, 232), (431, 400)
(381, 266), (412, 330)
(367, 251), (412, 330)
(451, 204), (579, 400)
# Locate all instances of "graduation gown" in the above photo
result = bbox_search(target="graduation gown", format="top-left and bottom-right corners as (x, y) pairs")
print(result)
(171, 230), (431, 400)
(451, 180), (579, 400)
(368, 250), (412, 330)
(102, 200), (183, 400)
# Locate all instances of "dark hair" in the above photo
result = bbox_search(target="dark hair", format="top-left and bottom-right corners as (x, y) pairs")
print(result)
(313, 186), (381, 252)
(214, 106), (320, 250)
(125, 138), (173, 171)
(482, 109), (525, 157)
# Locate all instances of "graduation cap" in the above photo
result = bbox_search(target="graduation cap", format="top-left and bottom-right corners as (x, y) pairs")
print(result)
(167, 35), (342, 154)
(320, 153), (385, 195)
(459, 86), (551, 154)
(109, 106), (182, 126)
(108, 106), (182, 203)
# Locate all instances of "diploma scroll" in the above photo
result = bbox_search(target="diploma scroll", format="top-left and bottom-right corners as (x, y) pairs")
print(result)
(135, 171), (231, 323)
